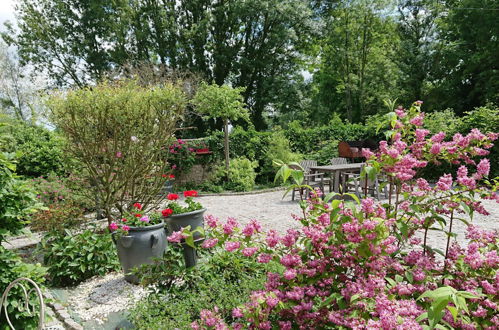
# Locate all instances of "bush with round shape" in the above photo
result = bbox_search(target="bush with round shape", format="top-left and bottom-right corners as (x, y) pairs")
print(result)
(47, 78), (186, 223)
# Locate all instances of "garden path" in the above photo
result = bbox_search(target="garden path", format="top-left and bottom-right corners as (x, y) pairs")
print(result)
(194, 190), (499, 254)
(59, 190), (497, 327)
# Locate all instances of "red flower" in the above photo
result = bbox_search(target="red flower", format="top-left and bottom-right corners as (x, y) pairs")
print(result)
(162, 174), (167, 178)
(121, 218), (127, 222)
(183, 190), (198, 197)
(169, 174), (175, 179)
(162, 208), (173, 217)
(167, 193), (179, 200)
(134, 213), (142, 218)
(133, 202), (142, 210)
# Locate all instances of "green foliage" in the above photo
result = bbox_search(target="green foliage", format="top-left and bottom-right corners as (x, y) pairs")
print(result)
(284, 116), (369, 157)
(430, 0), (499, 114)
(166, 197), (204, 215)
(308, 139), (339, 165)
(0, 152), (41, 243)
(39, 228), (120, 286)
(129, 248), (275, 329)
(192, 83), (248, 122)
(424, 109), (463, 135)
(461, 104), (499, 178)
(47, 79), (185, 222)
(261, 130), (302, 182)
(417, 286), (479, 329)
(0, 246), (47, 329)
(211, 157), (258, 192)
(6, 0), (313, 129)
(310, 1), (401, 123)
(27, 175), (92, 232)
(5, 123), (68, 177)
(460, 104), (499, 135)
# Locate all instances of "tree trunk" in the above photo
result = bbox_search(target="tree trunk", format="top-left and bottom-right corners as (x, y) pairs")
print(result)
(224, 118), (230, 181)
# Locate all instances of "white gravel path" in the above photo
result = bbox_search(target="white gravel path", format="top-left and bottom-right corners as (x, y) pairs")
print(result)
(196, 190), (499, 253)
(64, 190), (497, 327)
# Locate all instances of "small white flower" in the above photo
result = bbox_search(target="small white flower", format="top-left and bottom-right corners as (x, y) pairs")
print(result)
(131, 136), (138, 142)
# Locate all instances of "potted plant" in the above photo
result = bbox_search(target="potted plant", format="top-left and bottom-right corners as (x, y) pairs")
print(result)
(109, 203), (167, 283)
(162, 191), (206, 267)
(160, 173), (175, 195)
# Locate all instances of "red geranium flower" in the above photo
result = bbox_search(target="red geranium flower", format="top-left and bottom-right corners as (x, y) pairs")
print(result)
(183, 190), (198, 197)
(134, 213), (142, 218)
(161, 174), (167, 178)
(133, 202), (142, 210)
(169, 174), (175, 179)
(121, 218), (127, 222)
(161, 208), (173, 217)
(167, 193), (179, 200)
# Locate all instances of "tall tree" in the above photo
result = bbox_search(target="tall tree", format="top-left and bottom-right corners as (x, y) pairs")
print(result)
(311, 0), (401, 123)
(0, 43), (43, 122)
(396, 0), (438, 104)
(430, 0), (499, 114)
(4, 0), (314, 130)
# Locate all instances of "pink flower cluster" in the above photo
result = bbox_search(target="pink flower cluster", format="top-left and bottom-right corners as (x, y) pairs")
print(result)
(190, 101), (498, 329)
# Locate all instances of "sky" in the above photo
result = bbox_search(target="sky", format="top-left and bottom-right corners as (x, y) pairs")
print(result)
(0, 0), (16, 31)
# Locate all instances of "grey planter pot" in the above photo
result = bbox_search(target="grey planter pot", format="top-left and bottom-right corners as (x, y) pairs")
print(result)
(114, 222), (167, 284)
(179, 239), (205, 268)
(165, 208), (206, 240)
(160, 180), (174, 195)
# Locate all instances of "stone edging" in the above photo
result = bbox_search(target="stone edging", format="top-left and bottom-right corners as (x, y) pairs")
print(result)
(198, 186), (286, 197)
(3, 218), (109, 250)
(44, 291), (83, 330)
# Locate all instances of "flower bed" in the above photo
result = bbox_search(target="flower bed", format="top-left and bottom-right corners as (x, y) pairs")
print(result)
(168, 101), (499, 329)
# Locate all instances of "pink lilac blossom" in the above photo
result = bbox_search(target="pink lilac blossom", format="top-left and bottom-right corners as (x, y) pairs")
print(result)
(225, 241), (241, 252)
(201, 238), (219, 249)
(241, 247), (258, 257)
(167, 231), (184, 243)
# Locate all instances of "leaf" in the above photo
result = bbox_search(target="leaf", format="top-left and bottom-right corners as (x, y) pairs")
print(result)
(185, 235), (195, 248)
(324, 192), (338, 203)
(344, 193), (360, 204)
(447, 306), (458, 322)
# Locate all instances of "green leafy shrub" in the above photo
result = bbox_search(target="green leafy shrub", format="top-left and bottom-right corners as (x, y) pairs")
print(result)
(284, 115), (370, 156)
(29, 201), (85, 232)
(211, 157), (258, 192)
(47, 79), (186, 222)
(424, 109), (463, 135)
(27, 175), (92, 232)
(0, 246), (47, 329)
(6, 123), (68, 178)
(308, 139), (339, 165)
(0, 152), (41, 244)
(129, 248), (276, 329)
(460, 104), (499, 177)
(39, 228), (120, 286)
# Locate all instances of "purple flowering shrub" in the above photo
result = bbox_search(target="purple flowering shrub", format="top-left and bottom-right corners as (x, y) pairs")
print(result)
(169, 102), (498, 329)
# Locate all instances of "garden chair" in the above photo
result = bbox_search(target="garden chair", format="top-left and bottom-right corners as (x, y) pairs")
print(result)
(289, 162), (324, 201)
(330, 157), (348, 165)
(341, 165), (388, 199)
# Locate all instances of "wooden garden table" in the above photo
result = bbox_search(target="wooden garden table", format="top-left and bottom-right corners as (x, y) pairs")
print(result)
(309, 163), (364, 193)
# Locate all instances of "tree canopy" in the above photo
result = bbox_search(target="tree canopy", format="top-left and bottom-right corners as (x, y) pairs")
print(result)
(3, 0), (498, 128)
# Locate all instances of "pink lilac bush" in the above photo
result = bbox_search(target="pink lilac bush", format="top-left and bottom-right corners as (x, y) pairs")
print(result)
(174, 102), (498, 329)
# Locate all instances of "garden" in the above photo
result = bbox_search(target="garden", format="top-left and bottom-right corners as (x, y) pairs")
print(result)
(0, 1), (498, 329)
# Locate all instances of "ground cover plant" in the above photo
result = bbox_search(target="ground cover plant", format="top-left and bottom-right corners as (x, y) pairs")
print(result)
(168, 102), (499, 329)
(129, 244), (280, 329)
(38, 227), (120, 286)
